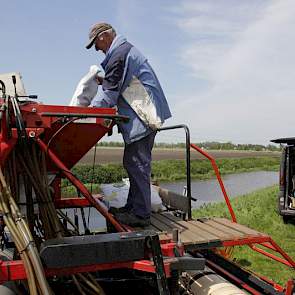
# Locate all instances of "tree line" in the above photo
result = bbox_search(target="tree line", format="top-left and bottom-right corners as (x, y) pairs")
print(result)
(96, 141), (281, 151)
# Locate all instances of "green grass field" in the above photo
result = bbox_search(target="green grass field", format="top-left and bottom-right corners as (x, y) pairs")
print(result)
(152, 156), (279, 181)
(65, 156), (279, 186)
(192, 186), (295, 285)
(62, 156), (279, 196)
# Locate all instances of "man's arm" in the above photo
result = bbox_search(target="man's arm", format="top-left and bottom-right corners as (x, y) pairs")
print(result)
(91, 58), (125, 108)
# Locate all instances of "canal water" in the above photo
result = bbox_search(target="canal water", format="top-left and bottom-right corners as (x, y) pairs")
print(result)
(64, 171), (278, 231)
(161, 171), (278, 208)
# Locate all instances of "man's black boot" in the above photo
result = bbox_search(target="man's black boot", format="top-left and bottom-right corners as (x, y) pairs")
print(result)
(114, 212), (150, 227)
(108, 206), (130, 215)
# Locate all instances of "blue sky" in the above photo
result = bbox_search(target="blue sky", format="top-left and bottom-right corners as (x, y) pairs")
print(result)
(1, 0), (295, 144)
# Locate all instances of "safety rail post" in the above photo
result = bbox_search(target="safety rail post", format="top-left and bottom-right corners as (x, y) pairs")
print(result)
(157, 125), (192, 219)
(190, 143), (237, 223)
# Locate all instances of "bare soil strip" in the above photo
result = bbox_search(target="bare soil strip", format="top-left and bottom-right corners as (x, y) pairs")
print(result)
(79, 148), (280, 165)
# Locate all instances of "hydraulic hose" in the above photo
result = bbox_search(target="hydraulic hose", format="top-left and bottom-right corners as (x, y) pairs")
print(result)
(0, 168), (52, 295)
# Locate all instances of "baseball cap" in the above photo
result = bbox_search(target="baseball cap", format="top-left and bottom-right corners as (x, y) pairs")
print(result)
(86, 22), (113, 49)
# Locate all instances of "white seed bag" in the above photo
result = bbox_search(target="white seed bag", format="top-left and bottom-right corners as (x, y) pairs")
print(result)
(101, 178), (164, 213)
(69, 65), (102, 107)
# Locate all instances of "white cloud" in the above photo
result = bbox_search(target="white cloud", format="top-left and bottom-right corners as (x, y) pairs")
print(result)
(170, 0), (295, 144)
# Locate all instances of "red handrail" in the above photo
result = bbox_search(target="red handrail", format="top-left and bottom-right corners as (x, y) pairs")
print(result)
(190, 143), (237, 222)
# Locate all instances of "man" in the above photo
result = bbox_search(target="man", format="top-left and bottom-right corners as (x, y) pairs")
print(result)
(86, 22), (171, 227)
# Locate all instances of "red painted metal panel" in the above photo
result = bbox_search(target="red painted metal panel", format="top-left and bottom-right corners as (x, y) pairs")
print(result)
(43, 120), (112, 170)
(19, 103), (116, 169)
(1, 102), (117, 168)
(0, 137), (17, 166)
(0, 260), (27, 282)
(0, 258), (174, 282)
(46, 259), (174, 278)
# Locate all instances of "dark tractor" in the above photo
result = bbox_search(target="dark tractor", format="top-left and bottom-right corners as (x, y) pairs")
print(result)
(271, 137), (295, 223)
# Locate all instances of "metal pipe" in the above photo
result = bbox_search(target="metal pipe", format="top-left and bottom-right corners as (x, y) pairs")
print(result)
(190, 143), (237, 223)
(157, 124), (192, 219)
(249, 242), (295, 268)
(40, 112), (129, 122)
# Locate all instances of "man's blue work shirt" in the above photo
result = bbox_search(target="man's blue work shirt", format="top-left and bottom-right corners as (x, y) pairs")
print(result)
(91, 35), (171, 144)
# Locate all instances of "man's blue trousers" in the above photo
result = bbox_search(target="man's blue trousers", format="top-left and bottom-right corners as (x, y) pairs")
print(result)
(123, 131), (156, 218)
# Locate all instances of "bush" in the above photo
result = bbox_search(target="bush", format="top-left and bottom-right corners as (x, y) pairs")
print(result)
(61, 183), (102, 197)
(62, 157), (279, 185)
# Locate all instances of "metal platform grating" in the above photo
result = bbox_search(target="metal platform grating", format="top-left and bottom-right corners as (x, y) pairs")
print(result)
(150, 212), (269, 249)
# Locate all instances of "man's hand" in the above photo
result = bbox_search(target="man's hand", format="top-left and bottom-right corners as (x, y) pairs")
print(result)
(96, 76), (104, 85)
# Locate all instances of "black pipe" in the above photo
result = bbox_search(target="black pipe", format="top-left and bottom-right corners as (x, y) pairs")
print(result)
(157, 124), (192, 219)
(41, 112), (129, 123)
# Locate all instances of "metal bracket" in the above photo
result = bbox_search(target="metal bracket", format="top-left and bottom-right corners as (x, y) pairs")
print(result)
(147, 234), (170, 295)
